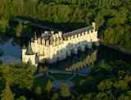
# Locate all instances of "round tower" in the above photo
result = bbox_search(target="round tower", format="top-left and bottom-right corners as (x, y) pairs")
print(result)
(22, 46), (27, 63)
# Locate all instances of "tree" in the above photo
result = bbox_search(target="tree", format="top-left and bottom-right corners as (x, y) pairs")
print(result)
(1, 82), (14, 100)
(15, 22), (23, 37)
(95, 92), (109, 100)
(60, 83), (71, 98)
(51, 93), (59, 100)
(16, 96), (26, 100)
(118, 94), (130, 100)
(97, 79), (113, 91)
(0, 65), (14, 85)
(0, 17), (9, 33)
(12, 64), (35, 89)
(114, 80), (128, 91)
(45, 80), (53, 93)
(81, 93), (94, 100)
(34, 86), (42, 95)
(0, 64), (35, 89)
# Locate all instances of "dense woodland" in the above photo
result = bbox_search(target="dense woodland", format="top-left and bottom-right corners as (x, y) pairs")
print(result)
(0, 61), (131, 100)
(0, 0), (131, 50)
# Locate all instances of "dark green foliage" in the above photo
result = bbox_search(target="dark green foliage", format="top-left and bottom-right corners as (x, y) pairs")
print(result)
(34, 86), (42, 95)
(45, 80), (53, 93)
(16, 96), (26, 100)
(0, 64), (35, 99)
(0, 0), (131, 99)
(0, 60), (131, 99)
(0, 64), (35, 89)
(1, 82), (14, 100)
(60, 83), (71, 97)
(0, 0), (130, 51)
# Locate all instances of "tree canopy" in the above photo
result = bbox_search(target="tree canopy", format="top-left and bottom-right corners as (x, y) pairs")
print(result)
(0, 0), (130, 51)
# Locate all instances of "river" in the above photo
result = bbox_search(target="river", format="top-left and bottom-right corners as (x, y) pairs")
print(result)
(0, 39), (21, 64)
(0, 38), (131, 89)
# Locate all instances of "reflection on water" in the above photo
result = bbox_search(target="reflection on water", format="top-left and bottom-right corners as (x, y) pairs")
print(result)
(46, 45), (131, 74)
(66, 50), (97, 71)
(45, 46), (131, 88)
(97, 45), (131, 64)
(0, 38), (130, 69)
(48, 49), (97, 71)
(1, 38), (131, 88)
(1, 38), (131, 90)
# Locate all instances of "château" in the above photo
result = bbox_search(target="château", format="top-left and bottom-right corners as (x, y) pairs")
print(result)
(22, 22), (99, 66)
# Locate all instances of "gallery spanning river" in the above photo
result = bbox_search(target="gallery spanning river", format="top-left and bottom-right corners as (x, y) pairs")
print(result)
(0, 38), (131, 66)
(0, 38), (131, 88)
(46, 46), (131, 70)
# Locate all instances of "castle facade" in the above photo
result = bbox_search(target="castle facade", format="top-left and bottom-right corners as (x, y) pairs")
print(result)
(22, 22), (99, 66)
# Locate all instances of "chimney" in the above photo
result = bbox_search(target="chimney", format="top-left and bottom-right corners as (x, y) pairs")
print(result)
(92, 22), (96, 31)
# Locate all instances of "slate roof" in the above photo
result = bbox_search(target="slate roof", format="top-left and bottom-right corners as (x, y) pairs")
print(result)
(63, 26), (93, 37)
(39, 25), (93, 39)
(26, 42), (34, 55)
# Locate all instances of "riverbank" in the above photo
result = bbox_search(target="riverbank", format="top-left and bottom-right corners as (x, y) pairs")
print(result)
(101, 42), (131, 56)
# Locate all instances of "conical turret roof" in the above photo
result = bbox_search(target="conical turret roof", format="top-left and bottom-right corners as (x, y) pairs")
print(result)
(26, 42), (34, 55)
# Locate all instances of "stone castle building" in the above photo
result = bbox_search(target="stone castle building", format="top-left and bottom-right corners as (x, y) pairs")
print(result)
(22, 22), (99, 66)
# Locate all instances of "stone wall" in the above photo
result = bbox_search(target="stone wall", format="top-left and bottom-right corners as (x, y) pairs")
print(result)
(22, 22), (99, 65)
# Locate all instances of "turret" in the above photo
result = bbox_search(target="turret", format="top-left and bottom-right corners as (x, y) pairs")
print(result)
(51, 31), (54, 35)
(34, 32), (37, 40)
(26, 42), (34, 55)
(22, 45), (26, 62)
(44, 31), (48, 35)
(58, 31), (62, 37)
(22, 42), (37, 66)
(92, 22), (96, 31)
(37, 37), (41, 44)
(34, 32), (38, 45)
(42, 38), (45, 45)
